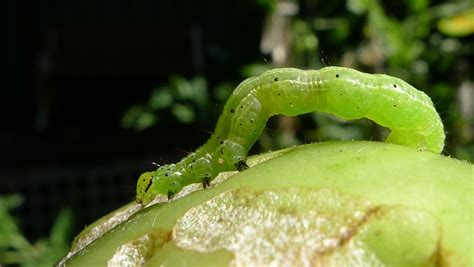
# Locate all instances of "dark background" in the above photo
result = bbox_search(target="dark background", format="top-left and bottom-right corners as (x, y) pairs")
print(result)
(2, 0), (265, 241)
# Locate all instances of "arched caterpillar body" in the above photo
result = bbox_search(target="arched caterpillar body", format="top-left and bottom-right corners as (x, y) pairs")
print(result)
(136, 67), (445, 204)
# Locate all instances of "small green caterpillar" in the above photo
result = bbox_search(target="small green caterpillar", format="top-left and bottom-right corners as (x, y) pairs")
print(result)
(136, 67), (445, 204)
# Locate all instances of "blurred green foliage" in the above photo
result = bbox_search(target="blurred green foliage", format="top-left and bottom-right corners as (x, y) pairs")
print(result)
(438, 8), (474, 37)
(122, 76), (236, 131)
(123, 0), (473, 161)
(0, 195), (72, 267)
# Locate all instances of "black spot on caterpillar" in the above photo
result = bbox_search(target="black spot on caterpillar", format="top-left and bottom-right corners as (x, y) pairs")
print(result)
(136, 67), (445, 204)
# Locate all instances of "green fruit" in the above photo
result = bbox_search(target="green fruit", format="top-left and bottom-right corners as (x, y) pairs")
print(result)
(61, 141), (473, 266)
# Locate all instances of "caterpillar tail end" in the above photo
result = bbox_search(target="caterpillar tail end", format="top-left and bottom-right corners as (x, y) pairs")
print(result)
(385, 129), (445, 154)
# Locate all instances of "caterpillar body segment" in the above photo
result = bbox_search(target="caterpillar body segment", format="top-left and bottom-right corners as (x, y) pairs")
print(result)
(136, 67), (445, 204)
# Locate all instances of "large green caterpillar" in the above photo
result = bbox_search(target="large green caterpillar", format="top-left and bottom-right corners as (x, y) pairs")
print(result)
(136, 67), (445, 204)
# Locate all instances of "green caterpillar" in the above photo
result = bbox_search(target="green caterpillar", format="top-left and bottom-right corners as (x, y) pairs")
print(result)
(136, 67), (445, 204)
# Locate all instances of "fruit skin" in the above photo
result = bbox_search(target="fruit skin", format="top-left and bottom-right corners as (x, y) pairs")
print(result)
(64, 141), (472, 266)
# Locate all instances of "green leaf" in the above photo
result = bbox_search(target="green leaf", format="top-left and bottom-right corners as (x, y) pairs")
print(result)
(49, 209), (73, 246)
(0, 196), (72, 266)
(121, 105), (157, 131)
(171, 76), (195, 100)
(346, 0), (372, 15)
(189, 77), (209, 107)
(438, 8), (474, 37)
(149, 87), (173, 110)
(172, 104), (195, 124)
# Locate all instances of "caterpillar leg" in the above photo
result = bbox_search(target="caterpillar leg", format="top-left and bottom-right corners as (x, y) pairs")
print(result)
(202, 175), (211, 188)
(235, 160), (249, 171)
(221, 139), (248, 171)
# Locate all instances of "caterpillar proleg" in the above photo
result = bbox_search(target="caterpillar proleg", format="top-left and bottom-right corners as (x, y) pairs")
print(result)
(136, 67), (445, 204)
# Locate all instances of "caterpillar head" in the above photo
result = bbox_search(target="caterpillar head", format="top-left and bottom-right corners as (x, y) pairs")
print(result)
(136, 165), (183, 205)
